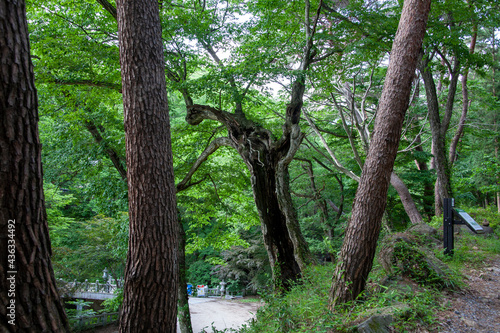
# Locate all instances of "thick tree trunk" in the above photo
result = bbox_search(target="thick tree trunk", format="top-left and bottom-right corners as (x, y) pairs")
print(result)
(329, 0), (431, 307)
(116, 1), (179, 332)
(0, 1), (70, 331)
(183, 1), (319, 290)
(250, 162), (303, 289)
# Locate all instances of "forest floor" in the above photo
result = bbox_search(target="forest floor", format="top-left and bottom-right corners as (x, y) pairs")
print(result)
(81, 249), (500, 333)
(83, 297), (261, 333)
(83, 257), (500, 333)
(432, 254), (500, 333)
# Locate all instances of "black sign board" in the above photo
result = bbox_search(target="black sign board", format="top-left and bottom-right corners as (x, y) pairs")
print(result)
(443, 198), (484, 255)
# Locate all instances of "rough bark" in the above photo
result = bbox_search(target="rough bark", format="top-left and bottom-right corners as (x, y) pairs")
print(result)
(250, 161), (303, 289)
(116, 0), (179, 332)
(329, 0), (431, 307)
(0, 0), (70, 331)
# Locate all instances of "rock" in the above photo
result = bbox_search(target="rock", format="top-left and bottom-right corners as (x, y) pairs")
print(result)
(408, 223), (438, 236)
(460, 224), (497, 238)
(357, 314), (393, 333)
(378, 232), (454, 289)
(480, 226), (498, 238)
(461, 317), (477, 327)
(486, 267), (500, 273)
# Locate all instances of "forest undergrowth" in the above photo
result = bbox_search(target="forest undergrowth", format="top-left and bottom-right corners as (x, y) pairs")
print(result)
(234, 207), (500, 333)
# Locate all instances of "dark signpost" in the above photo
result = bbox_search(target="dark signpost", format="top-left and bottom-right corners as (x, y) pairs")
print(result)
(443, 198), (484, 255)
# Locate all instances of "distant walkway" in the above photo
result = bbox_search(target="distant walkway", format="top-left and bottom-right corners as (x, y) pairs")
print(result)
(72, 291), (115, 300)
(177, 297), (262, 333)
(58, 278), (119, 300)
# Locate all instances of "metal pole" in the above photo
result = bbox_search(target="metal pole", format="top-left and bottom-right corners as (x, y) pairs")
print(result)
(443, 198), (454, 256)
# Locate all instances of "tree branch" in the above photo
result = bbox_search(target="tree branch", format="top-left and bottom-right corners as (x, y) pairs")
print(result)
(83, 120), (127, 181)
(176, 136), (234, 192)
(304, 110), (361, 181)
(95, 0), (118, 20)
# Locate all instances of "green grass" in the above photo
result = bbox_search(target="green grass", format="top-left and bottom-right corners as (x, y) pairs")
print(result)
(238, 264), (449, 333)
(238, 213), (500, 333)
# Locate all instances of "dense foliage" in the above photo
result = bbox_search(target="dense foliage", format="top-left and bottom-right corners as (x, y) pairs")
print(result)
(26, 0), (498, 307)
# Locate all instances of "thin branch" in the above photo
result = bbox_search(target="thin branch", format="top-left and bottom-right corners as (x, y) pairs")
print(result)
(175, 176), (208, 193)
(304, 111), (360, 182)
(83, 120), (127, 181)
(330, 92), (364, 169)
(208, 174), (221, 201)
(310, 48), (343, 63)
(176, 137), (234, 192)
(313, 156), (335, 173)
(360, 66), (375, 121)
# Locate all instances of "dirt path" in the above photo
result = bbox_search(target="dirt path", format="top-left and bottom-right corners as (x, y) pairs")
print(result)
(435, 255), (500, 332)
(180, 297), (262, 333)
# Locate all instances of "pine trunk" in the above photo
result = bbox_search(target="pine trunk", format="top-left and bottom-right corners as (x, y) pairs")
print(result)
(329, 0), (431, 306)
(116, 1), (179, 331)
(0, 1), (70, 331)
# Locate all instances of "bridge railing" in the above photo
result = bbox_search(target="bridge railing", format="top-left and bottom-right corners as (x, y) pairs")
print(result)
(58, 278), (123, 297)
(72, 312), (119, 331)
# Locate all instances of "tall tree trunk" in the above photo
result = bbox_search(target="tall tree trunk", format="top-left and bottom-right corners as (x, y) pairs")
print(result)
(116, 1), (179, 332)
(329, 0), (431, 307)
(182, 1), (321, 290)
(420, 60), (454, 216)
(0, 0), (70, 331)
